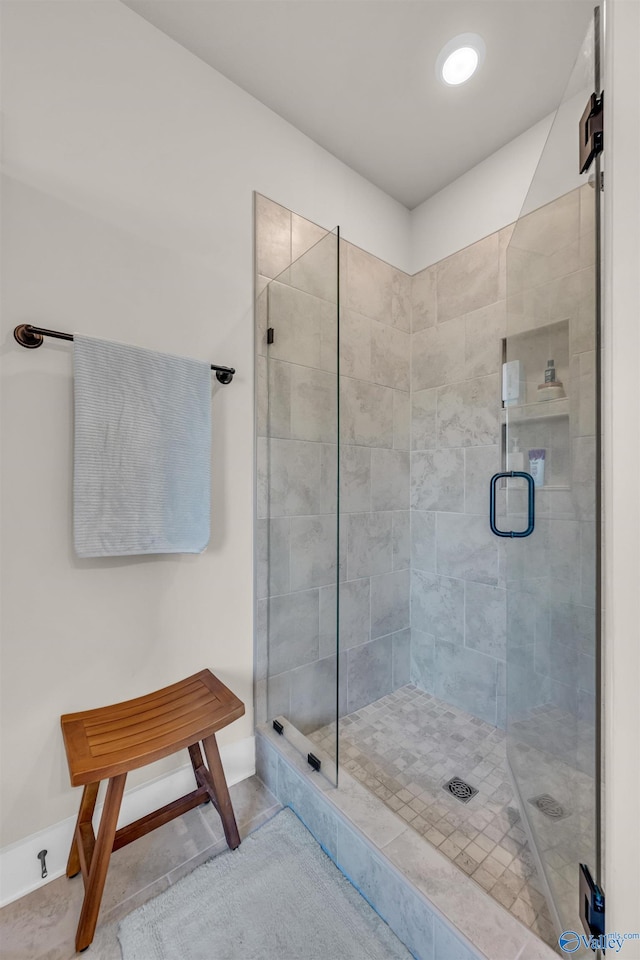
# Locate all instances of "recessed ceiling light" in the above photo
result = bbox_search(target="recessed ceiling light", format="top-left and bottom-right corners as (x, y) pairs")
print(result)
(436, 33), (485, 86)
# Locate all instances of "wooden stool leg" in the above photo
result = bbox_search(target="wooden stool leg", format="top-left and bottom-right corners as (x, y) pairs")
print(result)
(67, 782), (100, 879)
(188, 743), (209, 803)
(202, 733), (241, 850)
(75, 773), (126, 953)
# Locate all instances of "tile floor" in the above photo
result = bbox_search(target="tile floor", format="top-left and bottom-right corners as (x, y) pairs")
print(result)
(309, 684), (559, 949)
(0, 776), (281, 960)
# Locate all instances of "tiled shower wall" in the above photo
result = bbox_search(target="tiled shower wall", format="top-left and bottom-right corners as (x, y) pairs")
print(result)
(503, 185), (597, 762)
(255, 188), (595, 738)
(408, 186), (596, 736)
(408, 230), (509, 726)
(255, 195), (412, 733)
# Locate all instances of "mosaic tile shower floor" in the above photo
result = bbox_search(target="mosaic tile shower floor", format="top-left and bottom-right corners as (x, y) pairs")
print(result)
(309, 684), (559, 950)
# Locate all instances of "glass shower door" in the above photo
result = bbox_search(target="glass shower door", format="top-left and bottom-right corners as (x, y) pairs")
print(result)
(259, 227), (340, 785)
(501, 12), (602, 945)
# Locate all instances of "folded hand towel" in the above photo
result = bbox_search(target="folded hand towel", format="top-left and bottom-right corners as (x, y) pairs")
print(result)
(74, 335), (211, 558)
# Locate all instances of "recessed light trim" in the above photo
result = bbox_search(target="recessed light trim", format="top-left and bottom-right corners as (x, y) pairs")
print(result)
(436, 33), (485, 86)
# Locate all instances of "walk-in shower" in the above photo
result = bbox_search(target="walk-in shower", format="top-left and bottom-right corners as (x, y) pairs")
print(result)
(254, 13), (602, 952)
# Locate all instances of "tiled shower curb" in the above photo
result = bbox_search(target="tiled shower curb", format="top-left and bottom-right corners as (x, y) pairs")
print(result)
(256, 721), (559, 960)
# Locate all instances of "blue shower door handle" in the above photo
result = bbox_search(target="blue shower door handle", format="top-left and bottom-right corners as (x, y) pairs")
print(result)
(489, 472), (535, 538)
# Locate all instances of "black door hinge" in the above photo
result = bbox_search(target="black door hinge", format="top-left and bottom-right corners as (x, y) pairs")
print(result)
(272, 719), (284, 735)
(579, 863), (605, 946)
(579, 92), (604, 174)
(267, 327), (274, 345)
(307, 752), (321, 772)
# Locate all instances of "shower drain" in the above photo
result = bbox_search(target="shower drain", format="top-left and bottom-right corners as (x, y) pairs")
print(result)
(443, 776), (478, 804)
(528, 794), (569, 820)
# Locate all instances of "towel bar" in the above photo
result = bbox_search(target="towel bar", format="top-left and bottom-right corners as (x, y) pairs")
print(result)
(13, 324), (236, 384)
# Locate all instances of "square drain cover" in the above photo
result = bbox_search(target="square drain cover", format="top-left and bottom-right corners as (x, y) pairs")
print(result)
(528, 794), (569, 820)
(443, 776), (478, 804)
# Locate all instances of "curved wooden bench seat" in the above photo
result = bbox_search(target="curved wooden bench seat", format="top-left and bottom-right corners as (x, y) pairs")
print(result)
(61, 669), (245, 953)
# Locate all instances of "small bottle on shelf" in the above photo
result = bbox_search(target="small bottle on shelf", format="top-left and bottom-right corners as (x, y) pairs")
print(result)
(537, 359), (565, 401)
(507, 439), (524, 472)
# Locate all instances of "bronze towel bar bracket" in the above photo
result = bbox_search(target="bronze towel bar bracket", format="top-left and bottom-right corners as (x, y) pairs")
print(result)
(13, 324), (236, 385)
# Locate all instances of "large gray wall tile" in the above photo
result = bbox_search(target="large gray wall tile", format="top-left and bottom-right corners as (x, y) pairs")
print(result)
(319, 578), (371, 655)
(465, 446), (499, 515)
(437, 383), (466, 448)
(347, 512), (393, 579)
(433, 640), (498, 725)
(340, 444), (371, 514)
(341, 378), (394, 447)
(412, 570), (464, 643)
(371, 448), (410, 511)
(286, 228), (338, 304)
(391, 269), (412, 333)
(277, 758), (338, 858)
(347, 635), (393, 712)
(465, 375), (500, 446)
(257, 517), (290, 599)
(347, 243), (410, 331)
(267, 358), (292, 439)
(433, 917), (478, 960)
(371, 569), (410, 639)
(464, 300), (506, 379)
(412, 266), (437, 333)
(392, 629), (412, 689)
(437, 513), (499, 585)
(319, 443), (338, 516)
(411, 511), (436, 573)
(257, 436), (268, 520)
(393, 390), (411, 451)
(411, 449), (464, 512)
(268, 281), (335, 372)
(341, 310), (371, 381)
(436, 232), (499, 323)
(291, 212), (327, 262)
(392, 511), (410, 571)
(268, 438), (322, 517)
(267, 671), (291, 720)
(412, 317), (465, 391)
(290, 655), (339, 734)
(412, 388), (438, 450)
(336, 823), (435, 960)
(255, 194), (291, 279)
(268, 589), (319, 675)
(256, 353), (268, 437)
(371, 320), (410, 391)
(496, 661), (507, 730)
(465, 582), (507, 660)
(411, 630), (435, 693)
(290, 515), (338, 591)
(438, 377), (499, 448)
(290, 365), (337, 443)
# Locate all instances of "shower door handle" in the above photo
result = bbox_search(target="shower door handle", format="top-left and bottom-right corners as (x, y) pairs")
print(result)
(489, 472), (535, 538)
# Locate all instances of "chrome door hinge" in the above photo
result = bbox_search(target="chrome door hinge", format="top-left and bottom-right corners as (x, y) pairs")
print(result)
(579, 92), (604, 174)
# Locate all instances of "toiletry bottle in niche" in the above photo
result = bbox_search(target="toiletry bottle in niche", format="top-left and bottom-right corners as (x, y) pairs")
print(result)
(528, 448), (546, 487)
(544, 359), (556, 383)
(507, 439), (524, 472)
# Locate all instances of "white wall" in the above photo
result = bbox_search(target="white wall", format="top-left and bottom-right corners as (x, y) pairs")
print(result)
(603, 0), (640, 938)
(409, 116), (552, 273)
(0, 0), (410, 865)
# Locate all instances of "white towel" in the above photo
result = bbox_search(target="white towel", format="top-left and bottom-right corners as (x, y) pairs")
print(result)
(73, 335), (211, 558)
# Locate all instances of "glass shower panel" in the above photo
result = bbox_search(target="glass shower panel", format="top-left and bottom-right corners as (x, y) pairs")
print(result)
(503, 15), (601, 941)
(263, 228), (340, 785)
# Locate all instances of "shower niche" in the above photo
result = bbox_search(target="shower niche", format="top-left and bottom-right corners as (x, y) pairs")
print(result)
(501, 318), (572, 493)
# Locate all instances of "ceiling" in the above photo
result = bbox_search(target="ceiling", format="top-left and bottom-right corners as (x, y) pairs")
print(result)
(123, 1), (594, 209)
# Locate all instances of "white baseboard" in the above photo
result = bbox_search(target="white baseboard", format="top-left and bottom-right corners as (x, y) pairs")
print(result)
(0, 735), (255, 909)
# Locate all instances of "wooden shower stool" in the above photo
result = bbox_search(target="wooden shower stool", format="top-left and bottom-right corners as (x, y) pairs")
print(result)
(61, 669), (245, 953)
